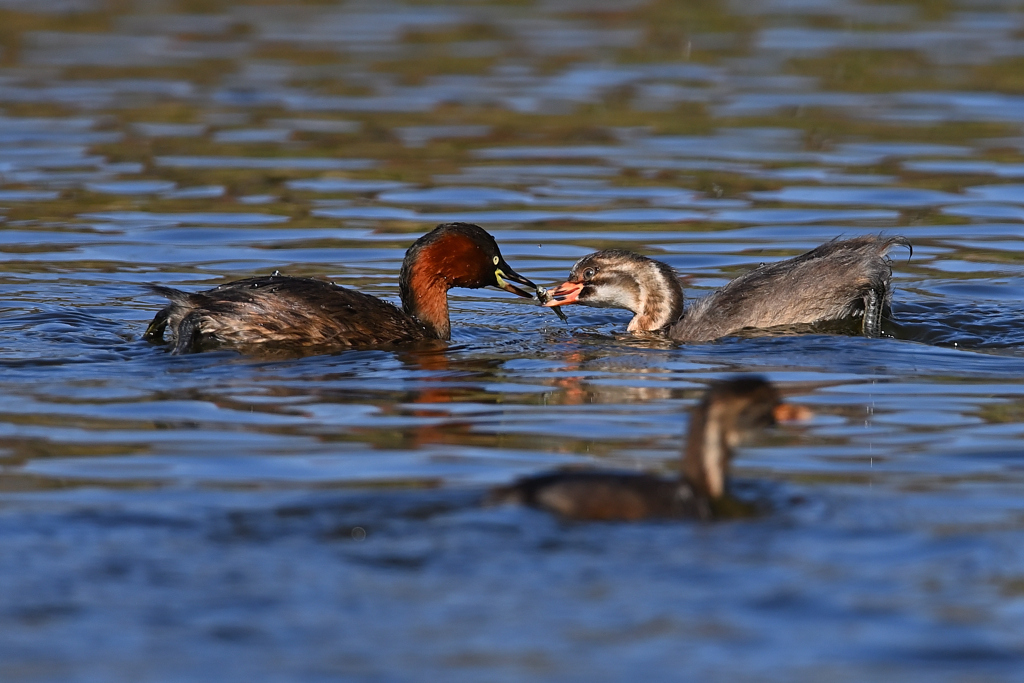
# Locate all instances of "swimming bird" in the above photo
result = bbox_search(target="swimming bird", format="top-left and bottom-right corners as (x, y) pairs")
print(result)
(543, 235), (910, 341)
(144, 222), (537, 354)
(489, 376), (809, 521)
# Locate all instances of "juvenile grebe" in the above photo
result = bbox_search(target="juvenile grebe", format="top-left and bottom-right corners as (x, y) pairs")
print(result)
(543, 235), (910, 341)
(144, 222), (538, 354)
(489, 377), (809, 521)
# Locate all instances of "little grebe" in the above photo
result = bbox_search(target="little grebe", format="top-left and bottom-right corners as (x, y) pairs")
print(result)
(144, 222), (538, 354)
(543, 235), (910, 341)
(489, 377), (809, 521)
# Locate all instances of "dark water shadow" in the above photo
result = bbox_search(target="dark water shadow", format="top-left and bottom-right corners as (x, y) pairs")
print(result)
(888, 300), (1024, 351)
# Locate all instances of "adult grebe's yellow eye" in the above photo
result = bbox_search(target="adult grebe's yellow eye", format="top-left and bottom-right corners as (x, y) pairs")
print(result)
(492, 256), (500, 265)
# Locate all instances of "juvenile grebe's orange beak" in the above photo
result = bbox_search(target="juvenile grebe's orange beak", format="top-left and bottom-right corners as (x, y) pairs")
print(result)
(773, 402), (813, 423)
(542, 281), (584, 307)
(493, 260), (537, 298)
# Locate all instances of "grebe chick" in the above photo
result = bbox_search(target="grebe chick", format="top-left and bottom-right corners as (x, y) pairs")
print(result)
(544, 235), (910, 341)
(489, 377), (809, 521)
(144, 222), (537, 354)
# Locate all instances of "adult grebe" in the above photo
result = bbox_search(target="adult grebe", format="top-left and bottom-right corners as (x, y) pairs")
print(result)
(543, 235), (910, 340)
(144, 222), (537, 354)
(489, 377), (809, 521)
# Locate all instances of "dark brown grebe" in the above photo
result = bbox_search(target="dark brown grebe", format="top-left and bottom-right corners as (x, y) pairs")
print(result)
(489, 377), (809, 521)
(144, 222), (537, 354)
(543, 235), (910, 340)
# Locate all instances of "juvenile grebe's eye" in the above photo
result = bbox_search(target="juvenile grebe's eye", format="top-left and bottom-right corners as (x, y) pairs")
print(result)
(582, 267), (596, 280)
(493, 256), (500, 265)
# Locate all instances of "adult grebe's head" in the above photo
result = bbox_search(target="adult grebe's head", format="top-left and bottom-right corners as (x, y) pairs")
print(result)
(399, 223), (536, 339)
(684, 376), (811, 499)
(401, 222), (536, 297)
(542, 250), (684, 332)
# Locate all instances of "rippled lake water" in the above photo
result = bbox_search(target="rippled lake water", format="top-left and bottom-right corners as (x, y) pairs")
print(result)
(3, 0), (1024, 680)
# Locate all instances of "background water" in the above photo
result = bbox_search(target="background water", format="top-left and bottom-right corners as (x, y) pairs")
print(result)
(2, 0), (1024, 680)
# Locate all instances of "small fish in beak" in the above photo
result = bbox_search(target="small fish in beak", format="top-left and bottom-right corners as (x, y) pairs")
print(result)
(537, 286), (568, 322)
(541, 281), (585, 307)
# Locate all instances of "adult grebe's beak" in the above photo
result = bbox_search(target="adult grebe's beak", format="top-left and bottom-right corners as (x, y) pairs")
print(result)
(541, 281), (584, 306)
(773, 403), (813, 423)
(494, 259), (537, 298)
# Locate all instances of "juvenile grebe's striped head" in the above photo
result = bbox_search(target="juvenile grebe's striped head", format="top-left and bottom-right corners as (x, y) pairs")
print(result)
(543, 250), (684, 332)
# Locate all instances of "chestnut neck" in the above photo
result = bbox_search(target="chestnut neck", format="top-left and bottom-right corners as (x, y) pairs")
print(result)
(681, 399), (730, 499)
(400, 254), (452, 340)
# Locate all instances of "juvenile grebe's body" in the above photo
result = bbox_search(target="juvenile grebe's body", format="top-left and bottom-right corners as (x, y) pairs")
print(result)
(490, 377), (808, 521)
(144, 222), (537, 354)
(544, 235), (910, 341)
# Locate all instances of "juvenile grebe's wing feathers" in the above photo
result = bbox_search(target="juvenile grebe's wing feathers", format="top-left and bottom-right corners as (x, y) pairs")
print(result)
(670, 235), (909, 341)
(145, 276), (431, 353)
